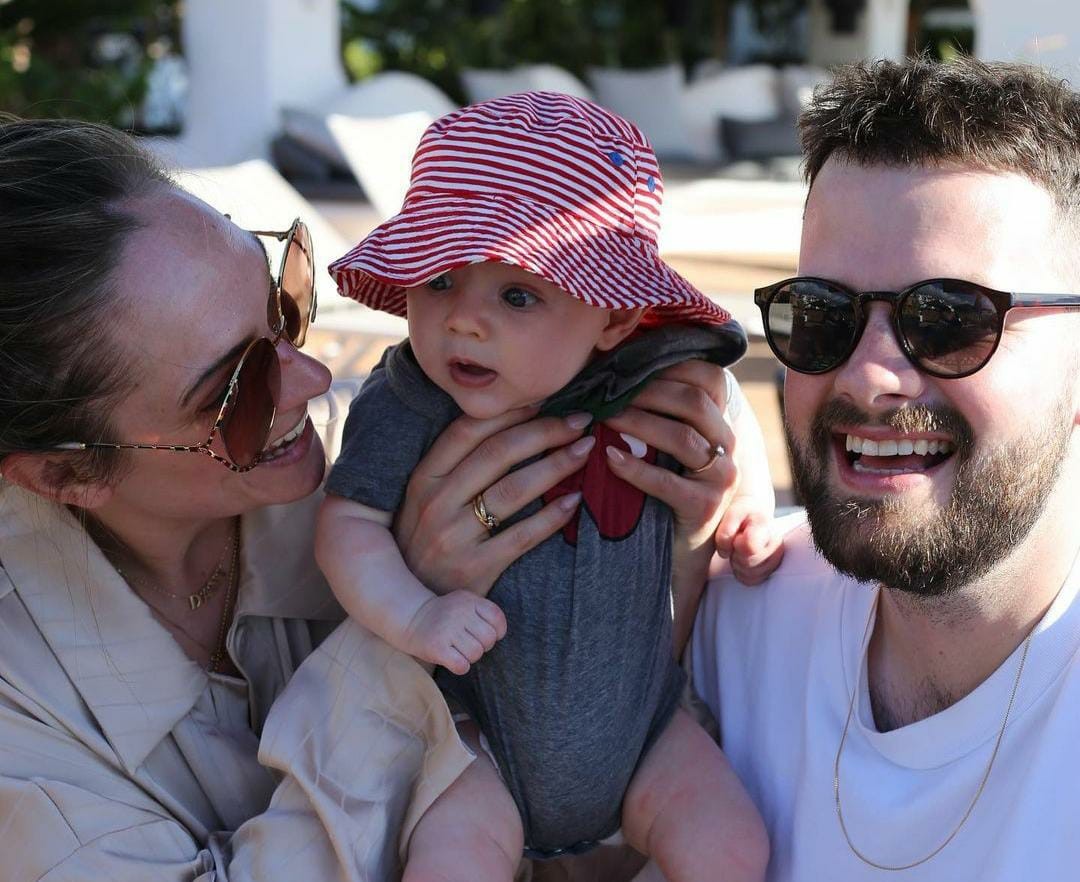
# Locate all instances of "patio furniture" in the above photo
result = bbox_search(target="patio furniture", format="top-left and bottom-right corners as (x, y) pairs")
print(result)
(461, 64), (593, 103)
(326, 111), (434, 220)
(279, 71), (456, 176)
(589, 62), (829, 168)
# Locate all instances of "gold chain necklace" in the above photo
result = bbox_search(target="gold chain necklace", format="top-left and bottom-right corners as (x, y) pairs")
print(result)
(138, 518), (241, 673)
(117, 521), (237, 612)
(834, 588), (1035, 871)
(206, 522), (241, 674)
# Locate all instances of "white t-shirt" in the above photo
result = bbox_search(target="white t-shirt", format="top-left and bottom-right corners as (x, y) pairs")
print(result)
(690, 513), (1080, 881)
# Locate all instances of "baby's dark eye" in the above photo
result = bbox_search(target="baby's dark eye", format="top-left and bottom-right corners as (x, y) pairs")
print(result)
(427, 273), (452, 292)
(501, 286), (538, 309)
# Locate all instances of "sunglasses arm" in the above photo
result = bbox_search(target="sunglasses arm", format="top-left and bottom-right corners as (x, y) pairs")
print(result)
(1010, 293), (1080, 309)
(249, 228), (292, 241)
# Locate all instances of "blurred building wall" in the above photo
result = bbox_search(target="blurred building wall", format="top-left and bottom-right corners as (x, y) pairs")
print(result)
(806, 0), (910, 65)
(152, 0), (347, 168)
(975, 0), (1080, 77)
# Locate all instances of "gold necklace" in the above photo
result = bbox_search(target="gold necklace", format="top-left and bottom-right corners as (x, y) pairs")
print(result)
(118, 521), (237, 612)
(833, 588), (1035, 871)
(207, 519), (241, 674)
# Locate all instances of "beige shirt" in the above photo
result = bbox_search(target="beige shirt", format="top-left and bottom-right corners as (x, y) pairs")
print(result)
(0, 384), (473, 881)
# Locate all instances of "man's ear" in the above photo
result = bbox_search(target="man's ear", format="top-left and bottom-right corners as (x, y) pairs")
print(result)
(1, 453), (114, 509)
(595, 307), (646, 352)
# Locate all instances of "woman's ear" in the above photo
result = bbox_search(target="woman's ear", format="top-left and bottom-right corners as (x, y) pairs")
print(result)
(595, 307), (646, 352)
(1, 453), (113, 509)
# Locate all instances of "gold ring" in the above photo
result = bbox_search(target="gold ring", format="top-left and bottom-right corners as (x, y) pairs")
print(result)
(689, 444), (726, 474)
(472, 492), (499, 532)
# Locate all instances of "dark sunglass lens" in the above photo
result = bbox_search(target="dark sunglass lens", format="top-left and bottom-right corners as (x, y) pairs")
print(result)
(222, 338), (281, 468)
(280, 222), (314, 346)
(900, 282), (1000, 377)
(765, 280), (858, 373)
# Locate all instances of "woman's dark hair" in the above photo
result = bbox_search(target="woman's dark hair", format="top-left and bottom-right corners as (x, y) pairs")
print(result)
(799, 57), (1080, 224)
(0, 116), (172, 487)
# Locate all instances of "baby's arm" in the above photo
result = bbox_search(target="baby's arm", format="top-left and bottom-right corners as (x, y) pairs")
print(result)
(714, 372), (784, 585)
(316, 494), (506, 675)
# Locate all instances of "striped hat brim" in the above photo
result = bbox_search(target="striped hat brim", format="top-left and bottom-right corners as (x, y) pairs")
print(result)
(330, 193), (739, 332)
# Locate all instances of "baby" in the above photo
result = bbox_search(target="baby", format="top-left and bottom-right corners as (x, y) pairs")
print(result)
(318, 93), (778, 880)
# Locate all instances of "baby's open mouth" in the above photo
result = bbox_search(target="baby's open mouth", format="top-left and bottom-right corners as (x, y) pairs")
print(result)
(841, 432), (956, 475)
(448, 359), (498, 387)
(452, 360), (493, 376)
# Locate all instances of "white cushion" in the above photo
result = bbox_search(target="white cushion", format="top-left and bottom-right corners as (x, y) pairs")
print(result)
(520, 64), (592, 100)
(691, 58), (727, 83)
(587, 64), (691, 159)
(682, 64), (781, 163)
(327, 111), (433, 220)
(325, 71), (457, 119)
(462, 65), (593, 105)
(461, 68), (533, 104)
(281, 106), (348, 169)
(281, 72), (455, 172)
(779, 64), (831, 113)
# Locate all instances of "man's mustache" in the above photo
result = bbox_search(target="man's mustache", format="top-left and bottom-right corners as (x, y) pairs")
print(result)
(810, 399), (974, 454)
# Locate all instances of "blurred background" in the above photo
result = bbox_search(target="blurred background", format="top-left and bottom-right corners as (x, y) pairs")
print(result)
(2, 0), (1075, 501)
(0, 1), (994, 143)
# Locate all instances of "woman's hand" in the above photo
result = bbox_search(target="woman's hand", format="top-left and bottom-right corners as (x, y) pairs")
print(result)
(600, 360), (740, 655)
(395, 359), (740, 624)
(395, 407), (595, 597)
(600, 360), (739, 550)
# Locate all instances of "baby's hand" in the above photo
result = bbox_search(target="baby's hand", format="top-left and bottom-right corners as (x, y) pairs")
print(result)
(402, 590), (507, 675)
(715, 497), (784, 586)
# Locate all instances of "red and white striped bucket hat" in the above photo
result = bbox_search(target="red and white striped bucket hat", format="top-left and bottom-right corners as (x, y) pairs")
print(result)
(330, 91), (739, 334)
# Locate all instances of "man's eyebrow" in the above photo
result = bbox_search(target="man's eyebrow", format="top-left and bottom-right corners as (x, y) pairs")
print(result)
(179, 337), (253, 409)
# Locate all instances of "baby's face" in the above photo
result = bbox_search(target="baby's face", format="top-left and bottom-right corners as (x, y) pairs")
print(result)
(406, 262), (639, 418)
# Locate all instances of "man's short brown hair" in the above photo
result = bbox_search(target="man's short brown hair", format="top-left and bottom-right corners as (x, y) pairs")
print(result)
(800, 56), (1080, 222)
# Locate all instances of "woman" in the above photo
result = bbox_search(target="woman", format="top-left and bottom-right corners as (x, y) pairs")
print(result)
(0, 118), (740, 880)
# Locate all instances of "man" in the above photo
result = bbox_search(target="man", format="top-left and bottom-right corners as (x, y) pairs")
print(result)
(691, 57), (1080, 880)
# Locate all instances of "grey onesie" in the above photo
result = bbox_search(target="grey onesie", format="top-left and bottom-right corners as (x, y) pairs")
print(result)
(326, 323), (745, 857)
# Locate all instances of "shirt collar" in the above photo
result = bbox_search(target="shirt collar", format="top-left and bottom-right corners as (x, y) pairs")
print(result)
(0, 482), (339, 773)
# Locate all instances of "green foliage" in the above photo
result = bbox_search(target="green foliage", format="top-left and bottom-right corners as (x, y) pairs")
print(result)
(0, 0), (180, 129)
(340, 0), (719, 103)
(910, 0), (974, 61)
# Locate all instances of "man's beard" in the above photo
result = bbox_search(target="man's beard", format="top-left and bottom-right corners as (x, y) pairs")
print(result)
(787, 397), (1072, 597)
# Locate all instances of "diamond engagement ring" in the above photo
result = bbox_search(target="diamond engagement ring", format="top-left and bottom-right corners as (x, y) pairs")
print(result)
(689, 444), (726, 474)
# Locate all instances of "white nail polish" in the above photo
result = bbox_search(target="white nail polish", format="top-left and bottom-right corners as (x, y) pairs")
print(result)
(619, 432), (647, 458)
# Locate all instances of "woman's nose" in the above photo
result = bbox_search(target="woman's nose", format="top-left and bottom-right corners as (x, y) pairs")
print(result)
(832, 302), (927, 408)
(276, 337), (332, 410)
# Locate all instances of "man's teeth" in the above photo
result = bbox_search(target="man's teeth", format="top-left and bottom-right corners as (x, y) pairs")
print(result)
(265, 415), (307, 453)
(845, 434), (954, 456)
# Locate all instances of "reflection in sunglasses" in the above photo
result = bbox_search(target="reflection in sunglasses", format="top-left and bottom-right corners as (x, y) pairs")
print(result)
(756, 275), (1080, 378)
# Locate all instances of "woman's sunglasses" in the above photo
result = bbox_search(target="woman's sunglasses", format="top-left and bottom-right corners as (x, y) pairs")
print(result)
(56, 219), (316, 472)
(755, 276), (1080, 379)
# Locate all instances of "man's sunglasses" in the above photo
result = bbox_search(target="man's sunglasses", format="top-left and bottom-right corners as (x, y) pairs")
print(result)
(755, 277), (1080, 379)
(55, 219), (316, 472)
